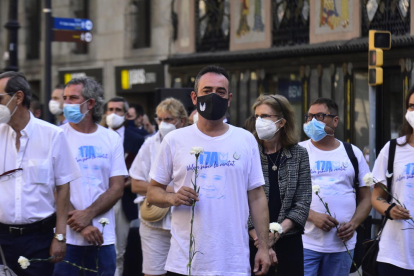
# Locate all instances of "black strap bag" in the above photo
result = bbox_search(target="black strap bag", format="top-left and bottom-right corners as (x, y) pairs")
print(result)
(360, 139), (397, 276)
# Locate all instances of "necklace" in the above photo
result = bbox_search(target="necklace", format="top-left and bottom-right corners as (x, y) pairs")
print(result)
(267, 150), (281, 171)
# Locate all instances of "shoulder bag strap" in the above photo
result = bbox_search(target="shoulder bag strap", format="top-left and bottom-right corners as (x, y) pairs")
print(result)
(343, 142), (360, 202)
(386, 139), (397, 202)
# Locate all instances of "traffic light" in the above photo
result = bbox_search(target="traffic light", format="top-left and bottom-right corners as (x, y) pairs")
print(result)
(368, 30), (391, 86)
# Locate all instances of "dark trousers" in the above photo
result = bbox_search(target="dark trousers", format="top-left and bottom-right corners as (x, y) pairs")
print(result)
(378, 262), (414, 276)
(250, 234), (304, 276)
(0, 229), (54, 276)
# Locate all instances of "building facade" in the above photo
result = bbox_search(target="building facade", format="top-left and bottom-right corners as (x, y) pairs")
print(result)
(1, 0), (413, 153)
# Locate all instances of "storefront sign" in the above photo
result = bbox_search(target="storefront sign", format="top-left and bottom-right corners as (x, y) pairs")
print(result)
(58, 68), (103, 85)
(115, 64), (164, 93)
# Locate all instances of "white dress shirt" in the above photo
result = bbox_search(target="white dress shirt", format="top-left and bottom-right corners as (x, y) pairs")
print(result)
(0, 112), (82, 225)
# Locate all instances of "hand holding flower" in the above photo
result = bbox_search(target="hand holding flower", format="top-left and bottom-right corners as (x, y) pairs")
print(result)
(389, 204), (411, 220)
(49, 238), (66, 263)
(309, 211), (339, 232)
(337, 221), (356, 242)
(170, 186), (199, 207)
(268, 248), (278, 266)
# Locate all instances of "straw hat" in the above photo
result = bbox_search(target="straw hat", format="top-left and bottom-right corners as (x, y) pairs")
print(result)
(140, 198), (170, 222)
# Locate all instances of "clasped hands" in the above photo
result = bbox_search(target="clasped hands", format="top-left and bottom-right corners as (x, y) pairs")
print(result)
(67, 210), (103, 246)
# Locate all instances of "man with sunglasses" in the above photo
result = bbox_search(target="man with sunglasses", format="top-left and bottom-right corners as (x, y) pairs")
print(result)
(298, 98), (371, 276)
(0, 71), (82, 276)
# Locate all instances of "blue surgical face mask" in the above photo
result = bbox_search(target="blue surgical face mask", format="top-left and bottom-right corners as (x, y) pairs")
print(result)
(63, 99), (89, 124)
(303, 118), (334, 142)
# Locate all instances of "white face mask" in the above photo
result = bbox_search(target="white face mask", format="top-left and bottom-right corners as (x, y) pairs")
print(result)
(0, 93), (17, 124)
(405, 110), (414, 129)
(48, 100), (63, 115)
(255, 117), (283, 141)
(106, 113), (125, 129)
(159, 121), (177, 137)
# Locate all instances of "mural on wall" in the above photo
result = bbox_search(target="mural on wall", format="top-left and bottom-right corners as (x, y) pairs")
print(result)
(230, 0), (271, 50)
(310, 0), (360, 43)
(319, 0), (350, 31)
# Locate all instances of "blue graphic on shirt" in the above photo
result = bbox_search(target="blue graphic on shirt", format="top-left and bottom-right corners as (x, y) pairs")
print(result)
(310, 160), (348, 174)
(199, 171), (227, 200)
(186, 151), (236, 171)
(75, 146), (107, 187)
(395, 163), (414, 183)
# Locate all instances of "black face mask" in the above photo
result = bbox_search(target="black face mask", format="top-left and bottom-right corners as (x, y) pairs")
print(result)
(196, 93), (228, 121)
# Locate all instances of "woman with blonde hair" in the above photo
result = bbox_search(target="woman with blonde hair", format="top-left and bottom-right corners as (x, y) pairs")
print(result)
(248, 94), (312, 276)
(129, 98), (188, 276)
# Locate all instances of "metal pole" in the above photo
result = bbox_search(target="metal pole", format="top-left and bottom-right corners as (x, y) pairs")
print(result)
(4, 0), (20, 72)
(369, 84), (378, 238)
(43, 0), (53, 122)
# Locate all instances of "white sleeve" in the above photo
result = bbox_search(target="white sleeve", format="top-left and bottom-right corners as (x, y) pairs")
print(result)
(110, 135), (128, 177)
(149, 138), (173, 185)
(52, 131), (82, 186)
(129, 139), (151, 182)
(247, 136), (265, 191)
(353, 145), (372, 187)
(372, 142), (390, 186)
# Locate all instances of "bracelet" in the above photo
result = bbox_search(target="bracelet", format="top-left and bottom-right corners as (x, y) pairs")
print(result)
(384, 203), (396, 220)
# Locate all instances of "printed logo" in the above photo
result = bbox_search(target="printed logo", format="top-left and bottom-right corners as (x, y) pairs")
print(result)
(200, 102), (206, 111)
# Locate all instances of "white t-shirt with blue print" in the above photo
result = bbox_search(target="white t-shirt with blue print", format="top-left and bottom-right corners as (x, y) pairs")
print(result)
(373, 136), (414, 270)
(299, 139), (370, 253)
(150, 124), (264, 276)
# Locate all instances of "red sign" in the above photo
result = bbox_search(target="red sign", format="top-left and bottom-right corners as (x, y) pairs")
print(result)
(53, 30), (92, 43)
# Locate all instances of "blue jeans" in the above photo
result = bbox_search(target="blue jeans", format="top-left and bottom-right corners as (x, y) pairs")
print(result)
(53, 244), (116, 276)
(303, 248), (354, 276)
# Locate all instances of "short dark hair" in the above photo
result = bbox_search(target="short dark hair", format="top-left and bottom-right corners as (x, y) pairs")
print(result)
(105, 96), (129, 113)
(0, 71), (32, 108)
(310, 98), (338, 115)
(194, 65), (230, 94)
(55, 84), (65, 90)
(130, 104), (145, 117)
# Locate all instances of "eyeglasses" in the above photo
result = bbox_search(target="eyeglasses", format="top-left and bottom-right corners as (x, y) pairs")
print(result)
(0, 168), (23, 183)
(155, 117), (176, 124)
(255, 114), (279, 119)
(304, 113), (337, 122)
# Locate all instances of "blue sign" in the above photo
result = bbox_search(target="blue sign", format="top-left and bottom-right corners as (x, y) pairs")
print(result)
(53, 18), (93, 31)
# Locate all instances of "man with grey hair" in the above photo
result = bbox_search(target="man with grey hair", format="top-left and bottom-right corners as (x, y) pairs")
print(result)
(0, 71), (81, 275)
(103, 96), (144, 276)
(53, 78), (128, 276)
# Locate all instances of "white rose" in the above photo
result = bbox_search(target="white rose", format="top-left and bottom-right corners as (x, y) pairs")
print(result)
(312, 185), (321, 194)
(98, 218), (110, 225)
(190, 147), (204, 155)
(269, 222), (283, 234)
(18, 256), (30, 269)
(363, 172), (375, 187)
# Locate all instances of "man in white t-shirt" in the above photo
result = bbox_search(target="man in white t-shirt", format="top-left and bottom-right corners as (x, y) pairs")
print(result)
(53, 78), (128, 276)
(147, 65), (270, 276)
(298, 98), (371, 276)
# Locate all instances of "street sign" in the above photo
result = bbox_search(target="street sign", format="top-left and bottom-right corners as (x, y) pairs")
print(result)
(53, 17), (93, 31)
(53, 30), (93, 43)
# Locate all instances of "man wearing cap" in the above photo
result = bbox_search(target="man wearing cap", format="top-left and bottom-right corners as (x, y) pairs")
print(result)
(0, 71), (82, 276)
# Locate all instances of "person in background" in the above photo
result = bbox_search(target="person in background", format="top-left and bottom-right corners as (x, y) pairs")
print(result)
(371, 87), (414, 275)
(130, 97), (188, 276)
(126, 104), (155, 136)
(188, 109), (198, 125)
(53, 77), (127, 276)
(29, 94), (42, 119)
(103, 96), (145, 276)
(0, 71), (81, 276)
(363, 146), (370, 166)
(248, 94), (311, 276)
(49, 84), (67, 125)
(299, 98), (371, 276)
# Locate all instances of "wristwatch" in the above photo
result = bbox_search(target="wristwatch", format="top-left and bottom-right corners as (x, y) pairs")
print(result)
(54, 234), (66, 242)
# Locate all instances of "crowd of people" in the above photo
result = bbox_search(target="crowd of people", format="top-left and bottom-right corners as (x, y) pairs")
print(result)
(0, 65), (413, 276)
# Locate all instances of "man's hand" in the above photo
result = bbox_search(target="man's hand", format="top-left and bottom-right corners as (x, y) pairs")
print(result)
(49, 239), (66, 263)
(337, 222), (356, 242)
(253, 247), (271, 275)
(80, 226), (104, 246)
(269, 248), (278, 266)
(311, 212), (339, 232)
(255, 232), (276, 248)
(169, 186), (199, 206)
(67, 210), (93, 232)
(390, 205), (411, 220)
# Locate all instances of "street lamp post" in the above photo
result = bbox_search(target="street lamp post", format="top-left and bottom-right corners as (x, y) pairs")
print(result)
(4, 0), (20, 72)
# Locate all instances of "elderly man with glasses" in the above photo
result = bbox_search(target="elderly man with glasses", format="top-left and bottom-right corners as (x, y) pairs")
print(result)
(0, 72), (82, 276)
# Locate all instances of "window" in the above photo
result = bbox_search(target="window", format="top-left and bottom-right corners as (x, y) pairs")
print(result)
(25, 0), (41, 60)
(129, 0), (151, 49)
(72, 0), (89, 54)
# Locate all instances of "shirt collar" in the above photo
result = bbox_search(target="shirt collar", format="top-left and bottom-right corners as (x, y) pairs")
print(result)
(20, 112), (35, 137)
